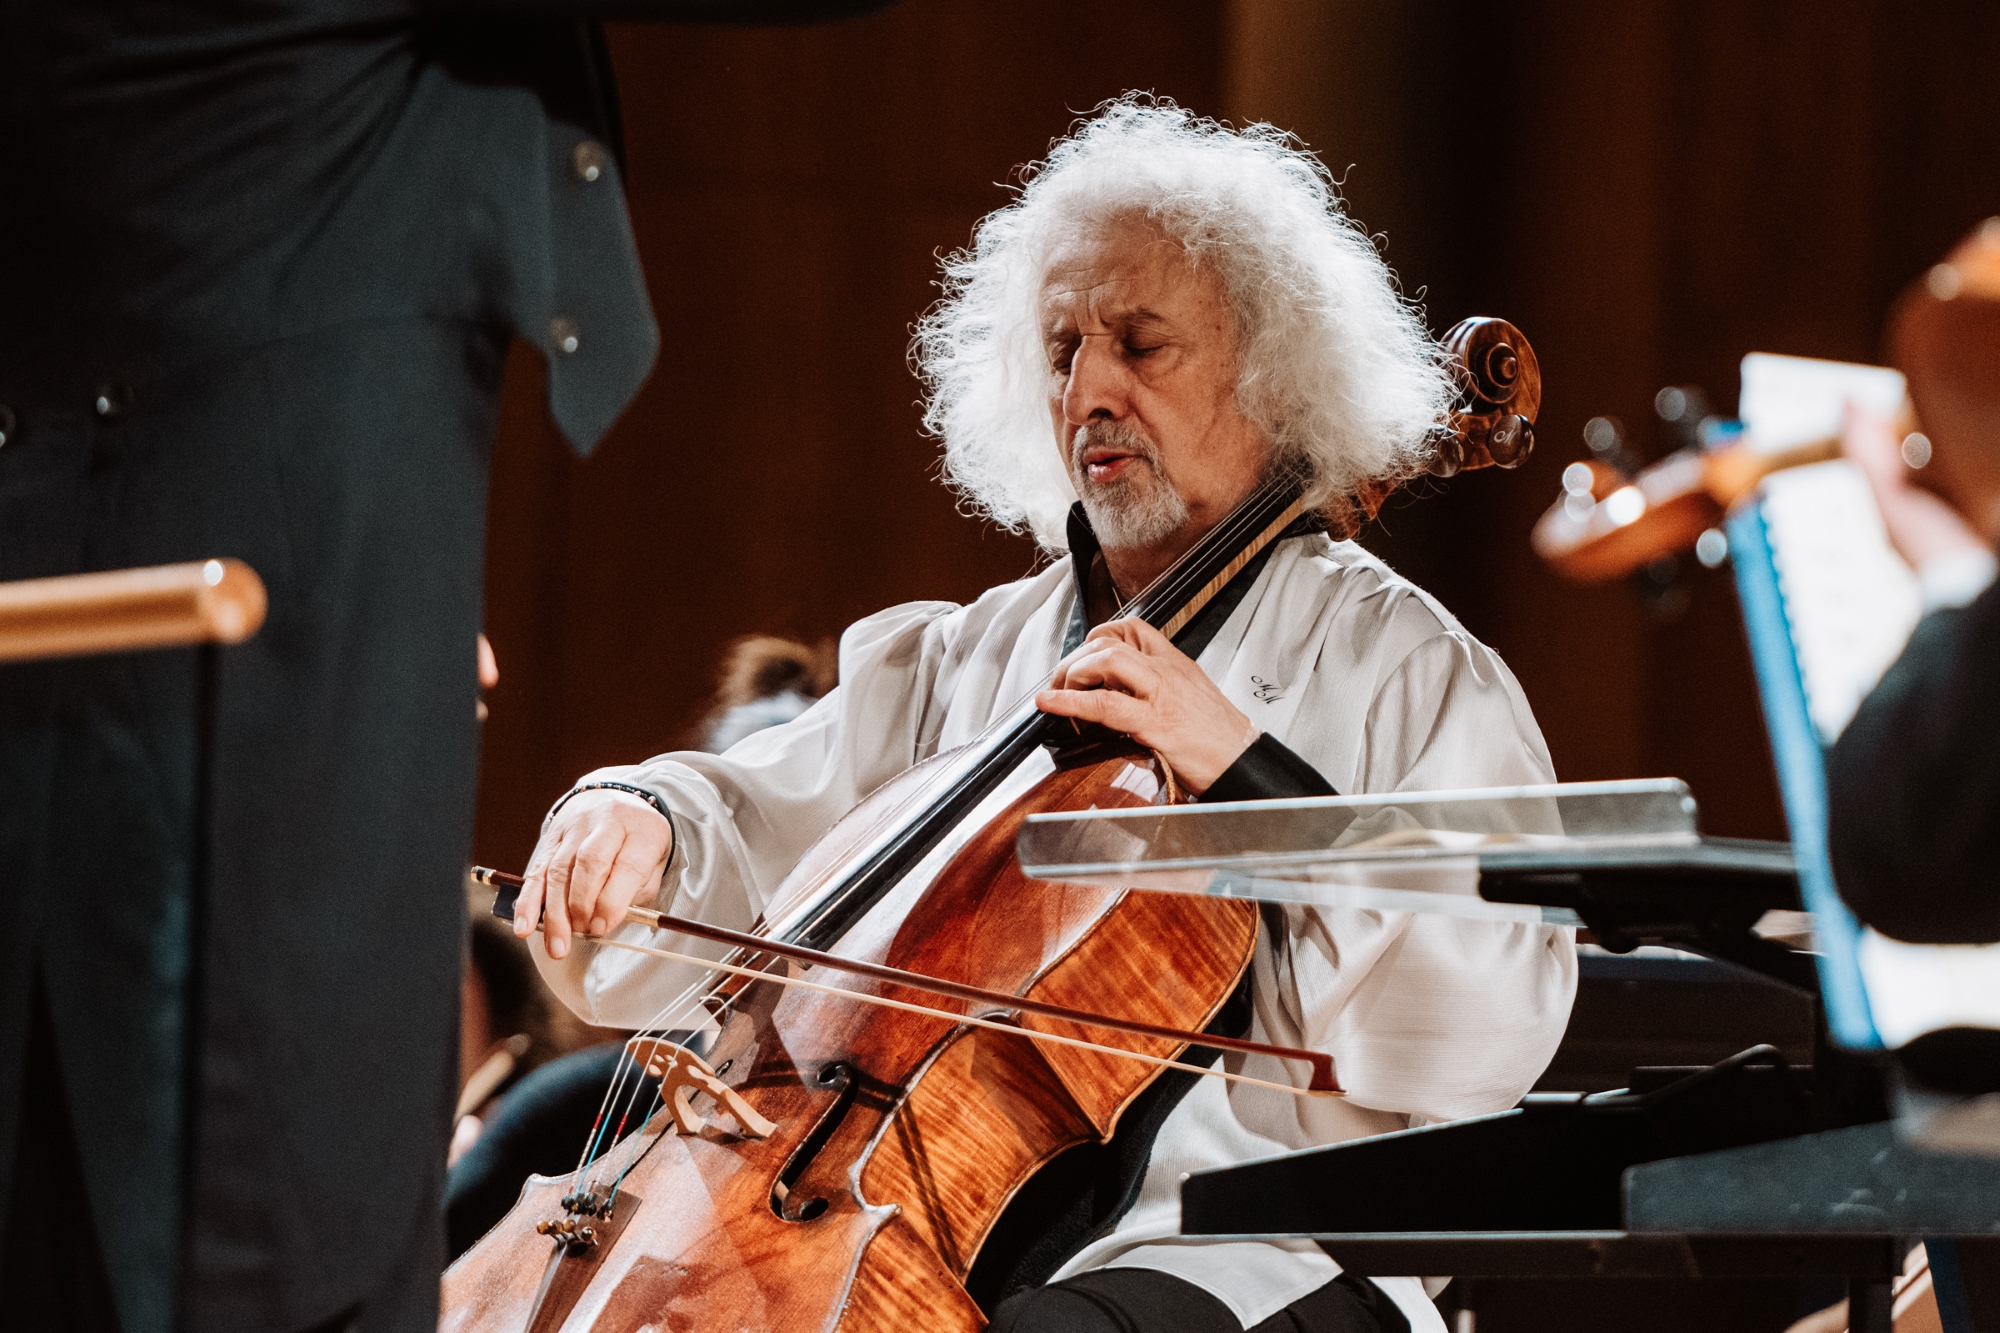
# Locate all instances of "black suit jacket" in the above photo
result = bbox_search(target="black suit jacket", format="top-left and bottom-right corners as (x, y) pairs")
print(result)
(1829, 572), (2000, 944)
(0, 4), (877, 1329)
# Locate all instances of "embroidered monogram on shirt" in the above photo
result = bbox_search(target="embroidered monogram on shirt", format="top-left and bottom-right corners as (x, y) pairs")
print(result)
(1250, 675), (1284, 703)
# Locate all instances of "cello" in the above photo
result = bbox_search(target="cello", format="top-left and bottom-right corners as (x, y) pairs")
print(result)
(441, 317), (1540, 1333)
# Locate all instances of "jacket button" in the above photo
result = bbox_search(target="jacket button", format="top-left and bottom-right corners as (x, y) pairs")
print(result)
(0, 405), (14, 447)
(573, 141), (607, 183)
(549, 317), (580, 354)
(94, 383), (132, 418)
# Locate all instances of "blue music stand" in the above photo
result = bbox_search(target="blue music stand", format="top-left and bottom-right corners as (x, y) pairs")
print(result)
(1725, 496), (1976, 1332)
(1723, 499), (1879, 1049)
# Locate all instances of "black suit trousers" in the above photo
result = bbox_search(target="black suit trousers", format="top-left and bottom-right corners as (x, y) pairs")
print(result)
(0, 315), (507, 1330)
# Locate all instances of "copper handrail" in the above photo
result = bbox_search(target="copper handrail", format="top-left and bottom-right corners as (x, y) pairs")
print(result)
(0, 559), (267, 664)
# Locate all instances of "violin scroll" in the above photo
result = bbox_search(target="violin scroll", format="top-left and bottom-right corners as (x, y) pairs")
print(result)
(1431, 317), (1542, 478)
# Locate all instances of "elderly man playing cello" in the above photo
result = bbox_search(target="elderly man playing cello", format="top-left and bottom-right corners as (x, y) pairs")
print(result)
(509, 99), (1576, 1333)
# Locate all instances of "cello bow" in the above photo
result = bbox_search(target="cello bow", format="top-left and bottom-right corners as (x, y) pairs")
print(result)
(471, 866), (1341, 1095)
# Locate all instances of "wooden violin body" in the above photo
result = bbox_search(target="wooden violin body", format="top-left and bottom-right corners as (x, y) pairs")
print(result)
(1529, 434), (1854, 583)
(1530, 220), (2000, 586)
(1889, 218), (2000, 537)
(443, 747), (1254, 1333)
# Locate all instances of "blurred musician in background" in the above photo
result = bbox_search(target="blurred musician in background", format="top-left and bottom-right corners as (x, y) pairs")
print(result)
(509, 99), (1577, 1333)
(0, 4), (879, 1331)
(693, 635), (839, 754)
(1830, 223), (2000, 945)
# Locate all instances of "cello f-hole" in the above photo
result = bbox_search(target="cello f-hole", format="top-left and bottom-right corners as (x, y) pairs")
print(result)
(770, 1063), (859, 1223)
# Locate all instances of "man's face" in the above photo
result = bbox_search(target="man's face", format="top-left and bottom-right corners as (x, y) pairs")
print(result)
(1040, 217), (1269, 554)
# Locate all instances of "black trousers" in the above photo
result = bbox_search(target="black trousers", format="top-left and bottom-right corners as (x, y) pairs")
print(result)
(2, 315), (495, 1329)
(2, 976), (123, 1332)
(991, 1267), (1409, 1333)
(3, 974), (443, 1333)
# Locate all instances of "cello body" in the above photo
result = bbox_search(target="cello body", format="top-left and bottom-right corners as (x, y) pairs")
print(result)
(442, 747), (1256, 1333)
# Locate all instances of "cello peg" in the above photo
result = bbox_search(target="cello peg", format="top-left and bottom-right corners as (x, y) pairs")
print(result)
(1488, 414), (1534, 467)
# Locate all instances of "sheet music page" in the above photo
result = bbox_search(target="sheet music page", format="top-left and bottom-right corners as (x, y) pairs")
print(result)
(1738, 353), (1918, 742)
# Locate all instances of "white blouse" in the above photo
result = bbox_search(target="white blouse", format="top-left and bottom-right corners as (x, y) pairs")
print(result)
(535, 533), (1578, 1330)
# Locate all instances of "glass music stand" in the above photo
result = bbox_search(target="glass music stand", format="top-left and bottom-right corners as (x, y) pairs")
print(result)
(1016, 778), (1807, 984)
(1015, 779), (1999, 1333)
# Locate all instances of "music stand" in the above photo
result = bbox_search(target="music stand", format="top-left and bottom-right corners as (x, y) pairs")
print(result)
(1015, 778), (1974, 1332)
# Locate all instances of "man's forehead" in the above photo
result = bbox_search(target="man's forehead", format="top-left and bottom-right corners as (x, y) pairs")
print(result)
(1039, 224), (1196, 321)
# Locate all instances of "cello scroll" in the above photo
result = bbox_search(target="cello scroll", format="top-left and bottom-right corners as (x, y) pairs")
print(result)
(1340, 316), (1541, 531)
(1434, 316), (1542, 477)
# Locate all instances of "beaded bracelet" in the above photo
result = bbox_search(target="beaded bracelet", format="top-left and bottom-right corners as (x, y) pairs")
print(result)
(544, 780), (673, 830)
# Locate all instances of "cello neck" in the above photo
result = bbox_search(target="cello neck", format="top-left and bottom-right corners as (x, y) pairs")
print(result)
(772, 474), (1310, 953)
(1129, 479), (1310, 639)
(763, 313), (1541, 949)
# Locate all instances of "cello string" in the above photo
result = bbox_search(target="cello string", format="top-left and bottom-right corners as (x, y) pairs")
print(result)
(575, 1040), (656, 1183)
(583, 991), (754, 1200)
(580, 984), (752, 1184)
(569, 953), (753, 1182)
(1130, 475), (1291, 621)
(569, 974), (727, 1183)
(573, 943), (792, 1189)
(750, 477), (1301, 948)
(976, 474), (1299, 738)
(590, 1054), (667, 1197)
(580, 1041), (652, 1172)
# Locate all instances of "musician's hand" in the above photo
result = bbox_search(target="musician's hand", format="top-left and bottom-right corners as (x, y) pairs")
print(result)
(476, 632), (498, 723)
(1843, 403), (1987, 572)
(515, 789), (673, 960)
(1036, 619), (1259, 794)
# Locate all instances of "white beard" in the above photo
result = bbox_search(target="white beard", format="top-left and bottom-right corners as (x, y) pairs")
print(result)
(1070, 421), (1191, 550)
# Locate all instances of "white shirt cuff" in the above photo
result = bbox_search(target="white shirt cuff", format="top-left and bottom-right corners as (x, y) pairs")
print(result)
(1917, 547), (1998, 613)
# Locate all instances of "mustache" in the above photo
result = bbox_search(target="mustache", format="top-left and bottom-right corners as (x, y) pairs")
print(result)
(1069, 420), (1163, 476)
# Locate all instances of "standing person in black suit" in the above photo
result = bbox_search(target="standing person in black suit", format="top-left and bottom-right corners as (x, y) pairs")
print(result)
(0, 4), (881, 1330)
(1829, 221), (2000, 944)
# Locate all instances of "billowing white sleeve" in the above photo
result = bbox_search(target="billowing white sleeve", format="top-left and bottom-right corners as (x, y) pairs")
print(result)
(1261, 630), (1578, 1127)
(531, 599), (963, 1028)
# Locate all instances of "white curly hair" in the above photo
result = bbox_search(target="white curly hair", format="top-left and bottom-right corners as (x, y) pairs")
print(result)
(912, 96), (1457, 551)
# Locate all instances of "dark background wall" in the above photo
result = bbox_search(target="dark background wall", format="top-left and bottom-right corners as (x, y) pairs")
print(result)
(472, 0), (2000, 874)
